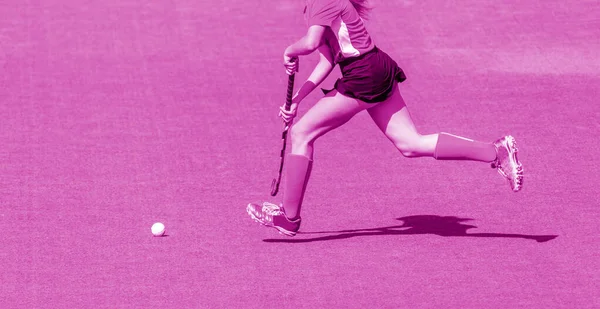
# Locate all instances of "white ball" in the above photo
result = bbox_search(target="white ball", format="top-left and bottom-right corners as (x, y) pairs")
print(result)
(151, 222), (165, 236)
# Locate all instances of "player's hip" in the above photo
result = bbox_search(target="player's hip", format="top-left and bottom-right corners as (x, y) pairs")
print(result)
(338, 46), (406, 84)
(323, 46), (406, 103)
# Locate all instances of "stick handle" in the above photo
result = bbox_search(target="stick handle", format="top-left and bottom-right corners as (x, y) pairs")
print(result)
(285, 73), (295, 111)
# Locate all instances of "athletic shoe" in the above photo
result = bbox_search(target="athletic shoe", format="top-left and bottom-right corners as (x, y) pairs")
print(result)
(491, 135), (524, 192)
(246, 202), (301, 236)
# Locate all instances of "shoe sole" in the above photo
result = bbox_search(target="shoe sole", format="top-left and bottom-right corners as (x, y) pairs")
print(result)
(246, 204), (297, 237)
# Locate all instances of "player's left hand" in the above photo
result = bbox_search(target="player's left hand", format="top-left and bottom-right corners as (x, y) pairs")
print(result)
(279, 102), (298, 124)
(283, 52), (299, 75)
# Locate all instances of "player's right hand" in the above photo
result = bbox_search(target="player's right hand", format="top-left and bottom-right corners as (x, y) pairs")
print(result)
(279, 102), (298, 124)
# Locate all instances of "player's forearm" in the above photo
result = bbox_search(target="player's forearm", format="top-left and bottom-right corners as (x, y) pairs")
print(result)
(285, 36), (318, 58)
(292, 61), (334, 103)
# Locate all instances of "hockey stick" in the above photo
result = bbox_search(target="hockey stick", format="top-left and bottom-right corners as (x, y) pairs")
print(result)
(270, 72), (295, 196)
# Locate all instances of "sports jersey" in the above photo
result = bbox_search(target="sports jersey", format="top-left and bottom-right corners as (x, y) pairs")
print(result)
(304, 0), (375, 63)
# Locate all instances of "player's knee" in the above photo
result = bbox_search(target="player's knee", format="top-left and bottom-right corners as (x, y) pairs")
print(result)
(397, 145), (419, 157)
(290, 125), (311, 147)
(393, 137), (422, 158)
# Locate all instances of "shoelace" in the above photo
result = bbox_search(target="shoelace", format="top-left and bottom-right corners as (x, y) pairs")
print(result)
(262, 202), (283, 216)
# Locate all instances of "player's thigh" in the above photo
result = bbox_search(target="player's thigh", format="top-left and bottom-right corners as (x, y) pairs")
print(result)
(292, 90), (370, 142)
(366, 86), (420, 142)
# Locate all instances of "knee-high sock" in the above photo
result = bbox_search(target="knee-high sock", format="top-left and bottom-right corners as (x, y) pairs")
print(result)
(282, 154), (313, 220)
(434, 132), (496, 162)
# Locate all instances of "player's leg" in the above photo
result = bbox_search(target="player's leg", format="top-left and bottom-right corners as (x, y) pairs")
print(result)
(283, 90), (371, 220)
(366, 85), (523, 191)
(247, 90), (371, 236)
(366, 85), (496, 161)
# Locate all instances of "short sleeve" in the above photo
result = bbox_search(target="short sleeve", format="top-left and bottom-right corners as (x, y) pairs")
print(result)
(306, 0), (340, 27)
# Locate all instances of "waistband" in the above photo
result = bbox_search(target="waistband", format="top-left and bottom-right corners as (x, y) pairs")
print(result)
(338, 46), (379, 67)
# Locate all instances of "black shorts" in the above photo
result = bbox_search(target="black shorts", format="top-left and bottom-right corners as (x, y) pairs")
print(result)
(322, 46), (406, 103)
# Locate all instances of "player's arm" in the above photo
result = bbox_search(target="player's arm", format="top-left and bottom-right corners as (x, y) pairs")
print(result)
(292, 44), (335, 104)
(284, 25), (327, 58)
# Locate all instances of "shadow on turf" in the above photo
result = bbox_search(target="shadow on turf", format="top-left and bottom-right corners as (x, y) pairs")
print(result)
(262, 215), (558, 243)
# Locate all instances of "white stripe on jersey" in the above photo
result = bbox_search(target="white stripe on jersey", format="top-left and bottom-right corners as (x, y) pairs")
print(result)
(331, 17), (360, 59)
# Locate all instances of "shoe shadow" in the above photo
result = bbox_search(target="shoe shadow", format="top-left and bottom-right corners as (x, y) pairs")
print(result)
(263, 215), (558, 243)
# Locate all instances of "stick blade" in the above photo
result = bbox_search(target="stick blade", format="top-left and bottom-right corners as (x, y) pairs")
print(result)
(270, 178), (279, 196)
